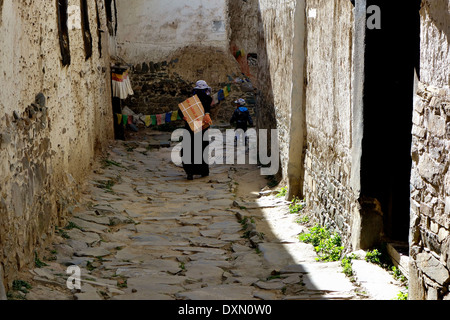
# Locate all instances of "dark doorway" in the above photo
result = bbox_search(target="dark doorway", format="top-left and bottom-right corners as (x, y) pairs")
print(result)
(360, 1), (421, 243)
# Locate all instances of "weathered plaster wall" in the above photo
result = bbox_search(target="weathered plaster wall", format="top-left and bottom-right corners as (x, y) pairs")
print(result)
(228, 0), (258, 55)
(255, 0), (300, 184)
(409, 0), (450, 300)
(228, 0), (260, 83)
(255, 1), (357, 246)
(0, 0), (113, 289)
(302, 0), (356, 247)
(115, 0), (229, 63)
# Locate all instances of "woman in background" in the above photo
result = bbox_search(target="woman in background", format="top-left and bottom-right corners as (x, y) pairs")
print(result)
(180, 80), (213, 180)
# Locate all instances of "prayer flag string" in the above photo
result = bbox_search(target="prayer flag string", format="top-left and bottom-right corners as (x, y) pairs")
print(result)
(116, 78), (247, 128)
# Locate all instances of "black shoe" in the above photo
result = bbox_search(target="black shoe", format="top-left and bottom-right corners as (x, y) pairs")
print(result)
(187, 175), (194, 180)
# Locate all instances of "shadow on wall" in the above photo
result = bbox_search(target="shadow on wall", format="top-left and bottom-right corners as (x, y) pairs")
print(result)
(253, 2), (281, 183)
(421, 0), (450, 39)
(0, 0), (3, 25)
(251, 1), (307, 196)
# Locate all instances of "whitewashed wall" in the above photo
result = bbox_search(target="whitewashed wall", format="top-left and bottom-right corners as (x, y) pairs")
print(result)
(115, 0), (229, 63)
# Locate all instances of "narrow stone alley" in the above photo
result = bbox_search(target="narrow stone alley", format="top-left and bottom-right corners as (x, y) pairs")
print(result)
(1, 0), (448, 304)
(8, 127), (405, 301)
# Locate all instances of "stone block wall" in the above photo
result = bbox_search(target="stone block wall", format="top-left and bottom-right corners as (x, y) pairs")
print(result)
(410, 82), (450, 300)
(254, 0), (358, 246)
(303, 143), (356, 247)
(0, 0), (113, 289)
(409, 0), (450, 300)
(125, 60), (194, 116)
(123, 45), (249, 123)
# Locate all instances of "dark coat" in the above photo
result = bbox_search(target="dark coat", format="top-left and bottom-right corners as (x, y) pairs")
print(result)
(179, 88), (212, 177)
(230, 106), (253, 130)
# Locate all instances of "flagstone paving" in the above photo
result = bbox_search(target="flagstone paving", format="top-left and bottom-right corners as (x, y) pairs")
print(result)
(17, 129), (405, 301)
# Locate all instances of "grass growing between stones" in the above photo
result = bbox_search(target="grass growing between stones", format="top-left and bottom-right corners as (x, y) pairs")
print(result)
(289, 197), (306, 214)
(396, 290), (408, 300)
(101, 158), (123, 169)
(298, 225), (344, 262)
(55, 226), (70, 239)
(94, 175), (121, 194)
(7, 280), (32, 300)
(364, 245), (409, 299)
(276, 187), (287, 198)
(341, 254), (358, 277)
(34, 252), (48, 268)
(365, 245), (408, 283)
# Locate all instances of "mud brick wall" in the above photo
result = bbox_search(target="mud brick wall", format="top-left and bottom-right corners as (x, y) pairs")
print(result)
(0, 1), (113, 289)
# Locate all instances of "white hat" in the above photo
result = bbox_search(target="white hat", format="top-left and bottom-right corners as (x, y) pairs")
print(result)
(194, 80), (211, 90)
(234, 98), (246, 106)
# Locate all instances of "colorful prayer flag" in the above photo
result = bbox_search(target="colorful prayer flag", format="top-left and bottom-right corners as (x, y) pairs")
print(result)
(117, 114), (123, 125)
(165, 112), (172, 123)
(171, 111), (179, 121)
(156, 114), (162, 126)
(218, 90), (225, 101)
(122, 115), (128, 127)
(144, 115), (151, 127)
(223, 86), (229, 98)
(151, 115), (157, 126)
(212, 93), (219, 106)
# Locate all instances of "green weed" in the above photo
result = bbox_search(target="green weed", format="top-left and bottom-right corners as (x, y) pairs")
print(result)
(365, 245), (409, 289)
(365, 249), (382, 265)
(341, 254), (358, 277)
(34, 252), (48, 268)
(396, 290), (408, 300)
(12, 280), (32, 293)
(276, 187), (288, 198)
(289, 197), (305, 214)
(296, 215), (310, 224)
(392, 266), (407, 283)
(299, 224), (344, 262)
(101, 159), (123, 168)
(64, 221), (83, 231)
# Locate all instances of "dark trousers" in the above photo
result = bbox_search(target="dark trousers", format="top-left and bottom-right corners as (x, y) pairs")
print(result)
(181, 129), (210, 177)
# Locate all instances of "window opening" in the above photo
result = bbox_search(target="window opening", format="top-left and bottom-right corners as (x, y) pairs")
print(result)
(95, 0), (102, 57)
(57, 0), (71, 66)
(80, 0), (93, 60)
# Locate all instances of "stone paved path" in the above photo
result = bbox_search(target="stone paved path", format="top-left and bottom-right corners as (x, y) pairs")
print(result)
(17, 129), (404, 301)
